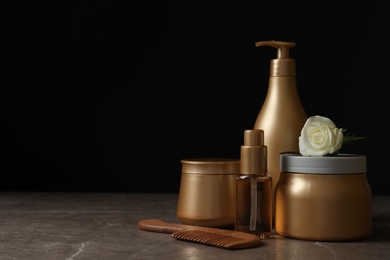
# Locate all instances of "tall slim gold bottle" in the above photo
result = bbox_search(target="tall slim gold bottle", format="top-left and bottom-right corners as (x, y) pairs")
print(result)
(253, 41), (307, 220)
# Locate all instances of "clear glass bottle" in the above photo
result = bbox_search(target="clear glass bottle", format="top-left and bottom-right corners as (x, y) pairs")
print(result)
(236, 174), (272, 238)
(235, 129), (272, 238)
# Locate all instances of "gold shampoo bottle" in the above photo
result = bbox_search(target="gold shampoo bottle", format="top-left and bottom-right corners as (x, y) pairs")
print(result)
(253, 41), (307, 220)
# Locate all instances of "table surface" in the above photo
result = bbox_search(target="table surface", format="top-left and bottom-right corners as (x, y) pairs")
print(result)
(0, 192), (389, 260)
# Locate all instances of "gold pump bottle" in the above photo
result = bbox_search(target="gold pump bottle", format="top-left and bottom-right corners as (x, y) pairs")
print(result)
(253, 41), (307, 218)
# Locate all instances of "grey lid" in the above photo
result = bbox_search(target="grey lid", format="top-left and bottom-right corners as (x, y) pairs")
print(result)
(280, 153), (366, 174)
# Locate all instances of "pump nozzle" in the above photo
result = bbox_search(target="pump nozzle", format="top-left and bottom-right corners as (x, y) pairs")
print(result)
(255, 40), (296, 77)
(240, 129), (267, 177)
(255, 40), (295, 58)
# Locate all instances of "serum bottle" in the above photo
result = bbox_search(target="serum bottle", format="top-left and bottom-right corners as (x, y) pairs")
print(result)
(235, 129), (272, 238)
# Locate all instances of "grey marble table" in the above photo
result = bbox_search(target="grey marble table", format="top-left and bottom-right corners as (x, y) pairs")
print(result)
(0, 192), (389, 259)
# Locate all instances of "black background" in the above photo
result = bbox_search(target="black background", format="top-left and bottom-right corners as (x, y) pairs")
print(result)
(1, 2), (386, 194)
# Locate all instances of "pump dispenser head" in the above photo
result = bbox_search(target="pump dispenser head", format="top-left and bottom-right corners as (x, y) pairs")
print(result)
(240, 129), (267, 177)
(255, 40), (296, 77)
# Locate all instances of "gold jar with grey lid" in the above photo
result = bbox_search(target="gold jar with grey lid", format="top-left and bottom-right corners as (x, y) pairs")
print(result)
(275, 153), (371, 241)
(177, 158), (239, 228)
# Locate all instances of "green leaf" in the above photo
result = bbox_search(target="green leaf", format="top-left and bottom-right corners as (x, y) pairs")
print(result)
(342, 131), (366, 144)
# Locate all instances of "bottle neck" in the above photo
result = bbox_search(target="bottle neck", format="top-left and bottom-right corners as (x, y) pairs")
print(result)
(270, 59), (295, 77)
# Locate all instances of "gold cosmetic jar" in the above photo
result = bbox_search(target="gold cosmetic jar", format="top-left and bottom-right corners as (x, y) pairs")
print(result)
(177, 158), (239, 228)
(275, 153), (371, 241)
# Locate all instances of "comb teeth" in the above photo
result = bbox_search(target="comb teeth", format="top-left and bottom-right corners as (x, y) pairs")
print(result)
(171, 229), (256, 249)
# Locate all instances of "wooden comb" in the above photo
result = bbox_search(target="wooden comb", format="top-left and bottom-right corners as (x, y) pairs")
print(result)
(137, 219), (262, 249)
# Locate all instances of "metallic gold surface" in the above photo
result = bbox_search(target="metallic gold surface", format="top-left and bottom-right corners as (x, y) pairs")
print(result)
(255, 77), (306, 191)
(177, 159), (239, 228)
(240, 129), (267, 177)
(253, 41), (307, 220)
(275, 172), (372, 241)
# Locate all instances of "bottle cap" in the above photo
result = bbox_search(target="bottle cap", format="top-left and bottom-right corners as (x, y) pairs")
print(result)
(280, 153), (366, 174)
(240, 129), (267, 177)
(181, 158), (240, 175)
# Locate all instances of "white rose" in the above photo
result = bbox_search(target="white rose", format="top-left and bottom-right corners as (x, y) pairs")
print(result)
(299, 115), (344, 157)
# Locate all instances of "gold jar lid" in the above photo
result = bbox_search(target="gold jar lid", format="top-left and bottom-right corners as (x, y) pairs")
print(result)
(280, 153), (366, 174)
(181, 158), (240, 175)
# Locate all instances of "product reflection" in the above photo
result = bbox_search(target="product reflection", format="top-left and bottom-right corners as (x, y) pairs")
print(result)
(290, 178), (306, 195)
(176, 246), (202, 260)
